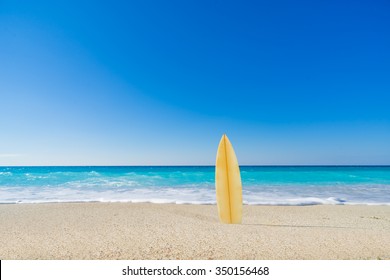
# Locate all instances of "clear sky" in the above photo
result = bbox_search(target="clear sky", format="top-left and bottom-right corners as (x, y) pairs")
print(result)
(1, 0), (389, 165)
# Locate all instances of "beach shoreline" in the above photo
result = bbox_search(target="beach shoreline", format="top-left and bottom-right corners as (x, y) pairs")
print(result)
(1, 203), (389, 260)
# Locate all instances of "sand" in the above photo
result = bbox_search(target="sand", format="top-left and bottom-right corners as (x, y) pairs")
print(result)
(0, 203), (389, 260)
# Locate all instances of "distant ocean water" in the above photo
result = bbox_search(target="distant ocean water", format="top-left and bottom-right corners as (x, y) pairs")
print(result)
(1, 166), (390, 205)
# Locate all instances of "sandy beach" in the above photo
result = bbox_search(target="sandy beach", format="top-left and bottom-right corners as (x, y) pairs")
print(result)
(0, 203), (389, 260)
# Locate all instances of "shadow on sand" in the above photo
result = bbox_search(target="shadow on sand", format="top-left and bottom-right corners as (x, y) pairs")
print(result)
(241, 223), (365, 230)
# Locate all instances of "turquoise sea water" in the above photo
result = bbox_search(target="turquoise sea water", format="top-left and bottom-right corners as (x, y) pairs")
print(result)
(1, 166), (390, 205)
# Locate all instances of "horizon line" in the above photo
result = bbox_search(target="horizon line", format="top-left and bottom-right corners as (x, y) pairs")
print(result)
(1, 165), (390, 168)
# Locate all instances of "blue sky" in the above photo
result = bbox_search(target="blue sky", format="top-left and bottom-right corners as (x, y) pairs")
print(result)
(1, 0), (389, 165)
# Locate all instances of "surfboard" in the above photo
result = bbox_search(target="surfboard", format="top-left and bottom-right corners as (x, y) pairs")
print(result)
(215, 134), (242, 224)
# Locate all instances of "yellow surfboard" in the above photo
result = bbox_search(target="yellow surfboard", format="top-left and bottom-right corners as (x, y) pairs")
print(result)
(215, 134), (242, 224)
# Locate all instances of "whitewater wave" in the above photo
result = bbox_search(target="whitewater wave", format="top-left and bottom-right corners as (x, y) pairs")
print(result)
(1, 186), (389, 205)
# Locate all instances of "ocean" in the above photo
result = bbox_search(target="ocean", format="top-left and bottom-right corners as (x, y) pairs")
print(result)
(0, 166), (390, 205)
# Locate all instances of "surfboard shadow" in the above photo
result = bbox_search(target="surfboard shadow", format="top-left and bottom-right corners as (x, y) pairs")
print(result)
(241, 223), (365, 229)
